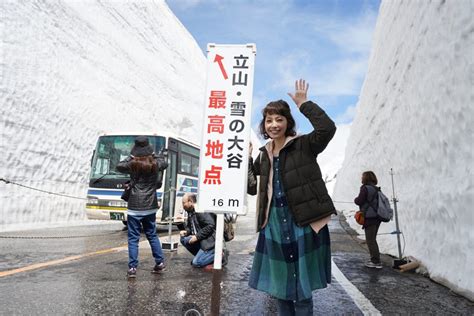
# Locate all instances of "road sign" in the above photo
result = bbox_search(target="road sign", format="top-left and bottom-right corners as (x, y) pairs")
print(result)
(198, 43), (256, 215)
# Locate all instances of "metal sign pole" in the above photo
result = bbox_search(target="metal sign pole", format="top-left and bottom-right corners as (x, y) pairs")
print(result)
(210, 213), (224, 315)
(198, 44), (256, 314)
(390, 168), (403, 259)
(213, 214), (224, 269)
(168, 217), (173, 244)
(162, 189), (178, 251)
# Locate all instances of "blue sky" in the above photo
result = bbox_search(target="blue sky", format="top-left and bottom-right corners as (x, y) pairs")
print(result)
(167, 0), (381, 134)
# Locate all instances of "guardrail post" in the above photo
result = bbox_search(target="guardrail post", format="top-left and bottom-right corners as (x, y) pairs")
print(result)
(161, 216), (178, 252)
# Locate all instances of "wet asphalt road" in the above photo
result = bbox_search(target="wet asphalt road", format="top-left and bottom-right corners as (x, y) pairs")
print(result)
(0, 213), (472, 315)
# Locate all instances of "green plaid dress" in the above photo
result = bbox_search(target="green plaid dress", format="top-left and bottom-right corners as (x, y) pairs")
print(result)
(249, 157), (331, 301)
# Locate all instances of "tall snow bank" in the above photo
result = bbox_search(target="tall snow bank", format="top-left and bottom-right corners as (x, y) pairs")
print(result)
(318, 123), (351, 196)
(0, 1), (206, 229)
(333, 0), (473, 299)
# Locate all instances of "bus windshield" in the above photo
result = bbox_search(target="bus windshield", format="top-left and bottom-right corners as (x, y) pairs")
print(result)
(90, 135), (166, 180)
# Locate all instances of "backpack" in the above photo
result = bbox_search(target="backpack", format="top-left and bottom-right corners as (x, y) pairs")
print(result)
(223, 213), (236, 242)
(369, 188), (394, 222)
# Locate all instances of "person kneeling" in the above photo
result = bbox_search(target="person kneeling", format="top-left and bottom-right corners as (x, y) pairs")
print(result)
(180, 193), (218, 268)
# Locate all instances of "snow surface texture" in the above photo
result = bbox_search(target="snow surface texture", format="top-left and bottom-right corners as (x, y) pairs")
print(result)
(317, 123), (351, 195)
(333, 0), (473, 298)
(0, 1), (206, 229)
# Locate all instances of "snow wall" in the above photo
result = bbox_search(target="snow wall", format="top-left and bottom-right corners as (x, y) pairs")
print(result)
(0, 1), (207, 229)
(333, 0), (473, 299)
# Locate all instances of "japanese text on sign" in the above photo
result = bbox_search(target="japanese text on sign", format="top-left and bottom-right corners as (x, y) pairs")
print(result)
(198, 44), (256, 214)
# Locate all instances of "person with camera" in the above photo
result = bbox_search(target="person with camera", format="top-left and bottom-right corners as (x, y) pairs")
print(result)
(116, 136), (169, 278)
(180, 193), (222, 268)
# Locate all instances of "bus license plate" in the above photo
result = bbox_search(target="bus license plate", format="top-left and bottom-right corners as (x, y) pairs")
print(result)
(110, 212), (125, 221)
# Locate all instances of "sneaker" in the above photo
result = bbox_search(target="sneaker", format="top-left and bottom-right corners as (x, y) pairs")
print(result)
(365, 261), (383, 269)
(127, 267), (137, 278)
(152, 262), (166, 274)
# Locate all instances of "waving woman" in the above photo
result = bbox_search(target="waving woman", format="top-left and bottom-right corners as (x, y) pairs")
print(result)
(247, 79), (337, 314)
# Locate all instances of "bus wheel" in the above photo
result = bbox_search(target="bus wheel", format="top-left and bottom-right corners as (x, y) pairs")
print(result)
(122, 221), (127, 226)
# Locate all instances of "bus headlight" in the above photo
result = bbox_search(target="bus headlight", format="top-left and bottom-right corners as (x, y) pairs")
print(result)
(88, 198), (99, 205)
(108, 201), (127, 208)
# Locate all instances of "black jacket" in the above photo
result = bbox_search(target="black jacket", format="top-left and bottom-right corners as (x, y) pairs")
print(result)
(116, 154), (168, 210)
(248, 101), (337, 231)
(185, 210), (216, 251)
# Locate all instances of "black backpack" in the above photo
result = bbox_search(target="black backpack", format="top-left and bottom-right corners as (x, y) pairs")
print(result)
(212, 213), (236, 242)
(368, 186), (394, 222)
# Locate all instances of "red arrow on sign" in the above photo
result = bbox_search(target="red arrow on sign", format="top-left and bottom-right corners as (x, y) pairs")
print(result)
(214, 54), (228, 80)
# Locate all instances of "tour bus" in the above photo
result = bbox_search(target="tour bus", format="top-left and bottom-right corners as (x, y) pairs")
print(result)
(86, 132), (199, 226)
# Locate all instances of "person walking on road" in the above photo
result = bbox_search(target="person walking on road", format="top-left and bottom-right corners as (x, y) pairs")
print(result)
(116, 136), (168, 278)
(354, 171), (383, 269)
(247, 79), (337, 315)
(179, 193), (228, 268)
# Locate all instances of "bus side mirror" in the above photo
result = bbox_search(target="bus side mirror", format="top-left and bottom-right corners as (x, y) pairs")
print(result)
(91, 150), (95, 167)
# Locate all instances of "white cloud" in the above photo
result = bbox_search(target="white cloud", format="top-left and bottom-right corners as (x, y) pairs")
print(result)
(272, 6), (378, 96)
(319, 8), (378, 54)
(336, 104), (357, 124)
(275, 55), (369, 96)
(252, 94), (266, 115)
(251, 94), (266, 138)
(168, 0), (378, 98)
(316, 58), (369, 95)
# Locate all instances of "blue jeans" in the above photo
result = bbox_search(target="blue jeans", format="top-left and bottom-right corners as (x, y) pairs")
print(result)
(127, 213), (164, 268)
(180, 236), (215, 267)
(276, 298), (313, 316)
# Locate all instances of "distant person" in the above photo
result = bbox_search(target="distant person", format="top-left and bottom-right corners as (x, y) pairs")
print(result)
(247, 79), (337, 315)
(354, 171), (383, 269)
(179, 193), (228, 268)
(116, 136), (168, 278)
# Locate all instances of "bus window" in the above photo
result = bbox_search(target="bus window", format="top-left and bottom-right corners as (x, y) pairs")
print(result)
(180, 143), (199, 157)
(96, 158), (110, 175)
(191, 156), (199, 176)
(90, 137), (124, 179)
(180, 153), (192, 174)
(163, 150), (177, 221)
(179, 142), (199, 176)
(90, 135), (165, 181)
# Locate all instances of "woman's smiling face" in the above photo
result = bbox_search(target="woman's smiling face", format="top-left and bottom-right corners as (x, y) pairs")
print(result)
(265, 114), (288, 140)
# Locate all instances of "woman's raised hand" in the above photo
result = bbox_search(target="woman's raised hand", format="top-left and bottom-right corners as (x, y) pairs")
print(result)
(288, 79), (309, 108)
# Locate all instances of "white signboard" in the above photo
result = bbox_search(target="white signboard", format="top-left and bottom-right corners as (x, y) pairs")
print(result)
(197, 43), (256, 215)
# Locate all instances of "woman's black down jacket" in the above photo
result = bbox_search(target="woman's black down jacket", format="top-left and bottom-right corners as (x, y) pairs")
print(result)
(248, 101), (337, 231)
(116, 155), (168, 210)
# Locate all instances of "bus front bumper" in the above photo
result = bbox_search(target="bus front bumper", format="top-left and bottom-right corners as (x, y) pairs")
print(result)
(86, 205), (127, 221)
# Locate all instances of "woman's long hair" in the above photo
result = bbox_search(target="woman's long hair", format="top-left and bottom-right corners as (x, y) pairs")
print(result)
(130, 155), (157, 175)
